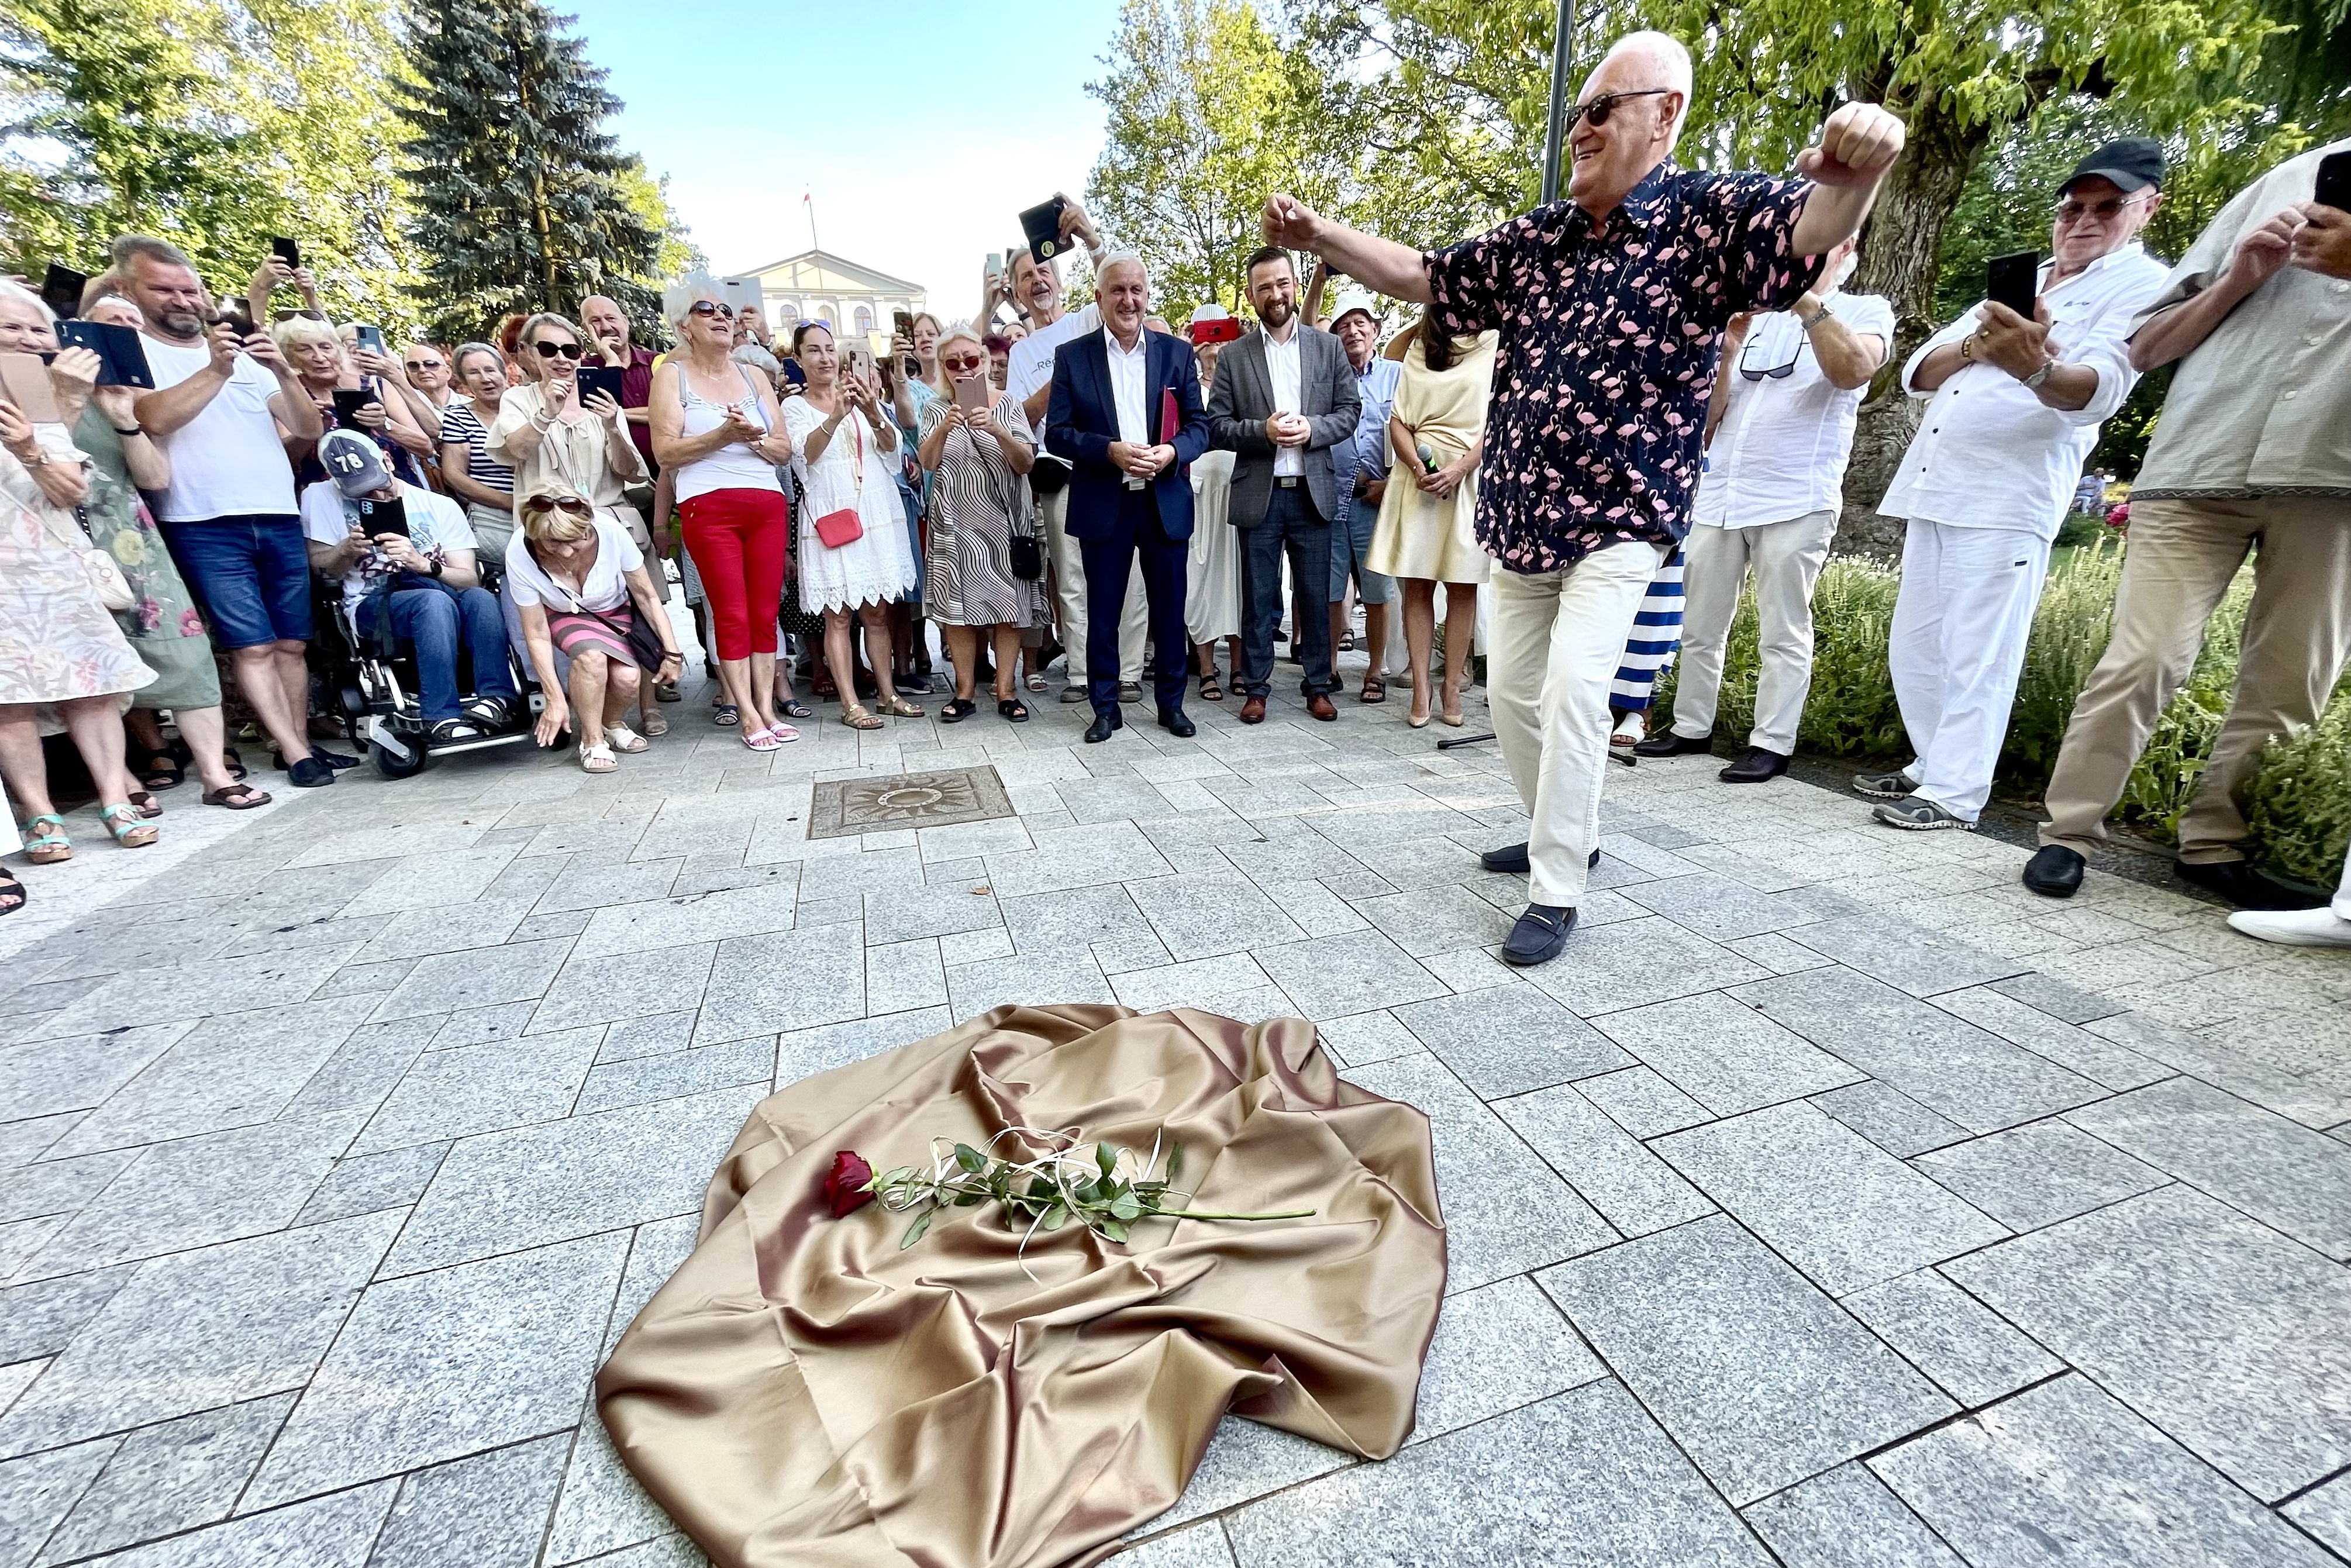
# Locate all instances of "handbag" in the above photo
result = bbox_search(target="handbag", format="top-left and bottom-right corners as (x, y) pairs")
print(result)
(811, 411), (866, 549)
(1008, 532), (1044, 582)
(52, 505), (135, 613)
(560, 585), (668, 673)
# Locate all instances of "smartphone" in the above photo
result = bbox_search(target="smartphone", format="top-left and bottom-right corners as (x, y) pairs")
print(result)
(842, 342), (874, 382)
(42, 264), (88, 322)
(0, 354), (63, 423)
(55, 320), (155, 389)
(2315, 150), (2351, 212)
(355, 323), (385, 355)
(1987, 250), (2040, 318)
(576, 364), (625, 405)
(357, 494), (409, 538)
(270, 236), (301, 270)
(985, 250), (1004, 281)
(331, 387), (377, 426)
(953, 375), (991, 412)
(1018, 197), (1068, 263)
(892, 309), (915, 341)
(215, 298), (256, 339)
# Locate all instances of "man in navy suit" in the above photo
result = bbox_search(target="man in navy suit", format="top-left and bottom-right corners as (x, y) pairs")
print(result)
(1045, 253), (1213, 743)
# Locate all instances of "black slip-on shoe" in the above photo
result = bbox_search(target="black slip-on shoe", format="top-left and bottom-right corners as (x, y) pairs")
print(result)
(286, 756), (336, 788)
(2022, 845), (2085, 899)
(1719, 747), (1790, 784)
(1481, 841), (1529, 873)
(1158, 707), (1196, 738)
(1632, 731), (1712, 759)
(1083, 709), (1122, 745)
(1501, 904), (1576, 966)
(2176, 857), (2314, 911)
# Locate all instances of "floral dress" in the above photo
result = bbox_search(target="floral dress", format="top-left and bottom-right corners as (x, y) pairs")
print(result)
(74, 410), (221, 709)
(0, 424), (155, 708)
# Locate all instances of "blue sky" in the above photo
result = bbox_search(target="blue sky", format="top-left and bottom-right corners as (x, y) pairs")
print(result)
(566, 0), (1126, 315)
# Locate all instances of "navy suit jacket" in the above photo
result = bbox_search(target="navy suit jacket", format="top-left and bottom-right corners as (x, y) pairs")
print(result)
(1044, 326), (1212, 542)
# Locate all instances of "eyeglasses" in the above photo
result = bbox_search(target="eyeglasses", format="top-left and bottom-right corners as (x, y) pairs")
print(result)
(2054, 195), (2147, 225)
(688, 301), (735, 320)
(533, 340), (584, 359)
(521, 493), (592, 516)
(405, 359), (444, 372)
(941, 354), (984, 374)
(1567, 88), (1672, 130)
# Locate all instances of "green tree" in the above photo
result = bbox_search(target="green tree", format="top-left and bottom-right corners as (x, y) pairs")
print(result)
(397, 0), (660, 344)
(1, 0), (420, 329)
(1086, 0), (1331, 322)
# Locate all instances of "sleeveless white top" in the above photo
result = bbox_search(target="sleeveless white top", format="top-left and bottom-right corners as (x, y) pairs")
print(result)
(674, 361), (783, 504)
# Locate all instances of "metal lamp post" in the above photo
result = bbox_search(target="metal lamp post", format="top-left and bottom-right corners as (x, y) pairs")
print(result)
(1539, 0), (1578, 204)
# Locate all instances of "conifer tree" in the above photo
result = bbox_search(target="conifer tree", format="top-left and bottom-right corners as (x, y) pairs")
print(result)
(397, 0), (661, 343)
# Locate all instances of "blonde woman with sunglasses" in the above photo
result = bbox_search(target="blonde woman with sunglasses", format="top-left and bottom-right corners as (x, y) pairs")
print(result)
(488, 312), (666, 737)
(505, 484), (682, 773)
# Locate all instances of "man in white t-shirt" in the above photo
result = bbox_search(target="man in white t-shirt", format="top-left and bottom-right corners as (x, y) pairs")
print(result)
(119, 233), (341, 787)
(998, 198), (1146, 702)
(1636, 239), (1892, 782)
(301, 430), (518, 742)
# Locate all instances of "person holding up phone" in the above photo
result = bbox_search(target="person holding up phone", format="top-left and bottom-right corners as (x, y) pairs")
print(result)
(918, 326), (1045, 723)
(243, 250), (322, 330)
(339, 321), (444, 452)
(1866, 139), (2170, 836)
(116, 234), (340, 788)
(273, 316), (428, 491)
(651, 288), (798, 750)
(2028, 134), (2351, 920)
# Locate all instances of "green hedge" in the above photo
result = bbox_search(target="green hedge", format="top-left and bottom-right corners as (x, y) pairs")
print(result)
(1654, 536), (2351, 882)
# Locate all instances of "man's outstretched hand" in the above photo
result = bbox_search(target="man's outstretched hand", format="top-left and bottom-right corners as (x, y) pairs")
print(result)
(1795, 104), (1906, 187)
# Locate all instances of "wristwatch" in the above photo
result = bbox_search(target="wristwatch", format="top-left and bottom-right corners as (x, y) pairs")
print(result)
(2022, 361), (2056, 390)
(1799, 299), (1833, 329)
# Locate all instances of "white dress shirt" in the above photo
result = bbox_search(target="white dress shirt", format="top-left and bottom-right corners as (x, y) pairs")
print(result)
(1105, 325), (1150, 487)
(1695, 292), (1894, 529)
(1879, 243), (2168, 541)
(1007, 304), (1101, 406)
(1264, 322), (1304, 478)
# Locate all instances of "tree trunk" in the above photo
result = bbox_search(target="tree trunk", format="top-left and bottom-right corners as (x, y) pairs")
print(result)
(1837, 101), (1994, 556)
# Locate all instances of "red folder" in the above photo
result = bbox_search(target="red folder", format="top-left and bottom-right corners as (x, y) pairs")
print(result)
(1159, 386), (1180, 448)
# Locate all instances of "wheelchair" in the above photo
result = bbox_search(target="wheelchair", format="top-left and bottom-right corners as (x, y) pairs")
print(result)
(311, 560), (543, 780)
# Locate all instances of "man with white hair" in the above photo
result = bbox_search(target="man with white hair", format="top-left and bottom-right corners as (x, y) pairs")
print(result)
(999, 198), (1148, 704)
(1263, 30), (1904, 965)
(1328, 290), (1402, 702)
(1044, 253), (1211, 743)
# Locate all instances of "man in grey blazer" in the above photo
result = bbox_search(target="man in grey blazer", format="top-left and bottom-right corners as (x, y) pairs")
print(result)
(1208, 246), (1361, 722)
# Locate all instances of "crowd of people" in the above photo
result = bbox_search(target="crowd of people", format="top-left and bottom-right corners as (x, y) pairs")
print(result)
(2, 28), (2347, 959)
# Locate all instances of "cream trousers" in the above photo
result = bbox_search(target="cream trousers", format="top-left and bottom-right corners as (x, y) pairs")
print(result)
(1670, 510), (1838, 756)
(1039, 488), (1146, 685)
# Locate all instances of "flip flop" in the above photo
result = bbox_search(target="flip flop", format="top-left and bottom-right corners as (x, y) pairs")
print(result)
(201, 783), (272, 809)
(0, 865), (23, 916)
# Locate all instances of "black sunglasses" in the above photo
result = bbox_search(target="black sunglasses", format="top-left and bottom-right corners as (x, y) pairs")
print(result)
(533, 340), (584, 359)
(689, 300), (736, 320)
(1569, 88), (1672, 129)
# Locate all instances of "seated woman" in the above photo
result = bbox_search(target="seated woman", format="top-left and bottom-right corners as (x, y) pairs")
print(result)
(301, 430), (519, 743)
(273, 315), (431, 489)
(504, 483), (682, 774)
(918, 325), (1044, 722)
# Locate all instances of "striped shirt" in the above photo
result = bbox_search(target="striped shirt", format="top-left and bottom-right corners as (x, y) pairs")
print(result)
(440, 401), (515, 495)
(1610, 548), (1686, 712)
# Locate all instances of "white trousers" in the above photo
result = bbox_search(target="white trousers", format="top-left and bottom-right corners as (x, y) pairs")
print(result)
(1040, 488), (1145, 684)
(1490, 542), (1665, 907)
(1887, 518), (2051, 821)
(1671, 509), (1838, 755)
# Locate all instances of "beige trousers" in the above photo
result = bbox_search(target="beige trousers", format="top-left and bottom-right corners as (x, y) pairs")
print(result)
(1489, 541), (1665, 907)
(2040, 496), (2351, 863)
(1039, 488), (1145, 686)
(1670, 509), (1838, 756)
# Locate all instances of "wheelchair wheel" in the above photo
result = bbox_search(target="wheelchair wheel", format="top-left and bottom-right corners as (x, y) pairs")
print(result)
(369, 737), (427, 780)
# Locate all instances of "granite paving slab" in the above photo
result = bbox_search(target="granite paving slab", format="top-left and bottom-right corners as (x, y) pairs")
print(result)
(1928, 985), (2167, 1090)
(80, 1480), (397, 1567)
(1114, 1522), (1236, 1567)
(247, 1231), (626, 1506)
(1742, 1460), (1966, 1568)
(1252, 931), (1446, 1022)
(1944, 1184), (2351, 1501)
(1784, 915), (2026, 996)
(35, 1393), (295, 1564)
(0, 1439), (119, 1568)
(1521, 916), (1773, 1018)
(2064, 1076), (2351, 1259)
(1406, 1275), (1607, 1445)
(1572, 1065), (1712, 1139)
(1539, 1215), (1953, 1504)
(1495, 1082), (1714, 1237)
(365, 1432), (570, 1568)
(1221, 1381), (1774, 1567)
(1840, 1270), (2064, 1408)
(1389, 984), (1632, 1099)
(1737, 969), (2105, 1133)
(2285, 1471), (2351, 1560)
(1908, 1118), (2168, 1233)
(1653, 1101), (2009, 1296)
(1809, 1080), (1972, 1158)
(1592, 992), (1863, 1115)
(1871, 1374), (2340, 1567)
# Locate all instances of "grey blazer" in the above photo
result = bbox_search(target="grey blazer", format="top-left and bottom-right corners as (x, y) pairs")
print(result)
(1205, 324), (1361, 529)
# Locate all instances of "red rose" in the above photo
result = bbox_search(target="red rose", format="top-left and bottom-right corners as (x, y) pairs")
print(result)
(823, 1151), (874, 1217)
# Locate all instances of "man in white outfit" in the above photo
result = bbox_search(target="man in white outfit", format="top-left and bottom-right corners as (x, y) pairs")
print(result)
(1865, 138), (2171, 830)
(999, 198), (1147, 705)
(1636, 236), (1890, 780)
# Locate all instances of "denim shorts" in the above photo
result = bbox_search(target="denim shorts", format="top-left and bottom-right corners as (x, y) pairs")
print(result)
(161, 515), (313, 649)
(1329, 499), (1395, 605)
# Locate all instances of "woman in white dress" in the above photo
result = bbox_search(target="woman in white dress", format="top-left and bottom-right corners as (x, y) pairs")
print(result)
(781, 321), (921, 729)
(1184, 325), (1243, 700)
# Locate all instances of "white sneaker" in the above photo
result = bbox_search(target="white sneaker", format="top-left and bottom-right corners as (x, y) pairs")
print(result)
(2226, 905), (2351, 947)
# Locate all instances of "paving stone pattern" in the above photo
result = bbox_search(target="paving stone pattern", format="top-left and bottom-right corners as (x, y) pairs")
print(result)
(2, 672), (2349, 1566)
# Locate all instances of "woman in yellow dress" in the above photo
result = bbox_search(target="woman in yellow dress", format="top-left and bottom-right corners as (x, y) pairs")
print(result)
(1366, 321), (1498, 727)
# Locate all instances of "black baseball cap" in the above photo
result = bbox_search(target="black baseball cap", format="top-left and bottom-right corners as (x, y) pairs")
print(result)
(2060, 137), (2165, 195)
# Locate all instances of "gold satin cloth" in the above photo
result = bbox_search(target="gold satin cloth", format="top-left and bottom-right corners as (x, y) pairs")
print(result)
(595, 1004), (1447, 1568)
